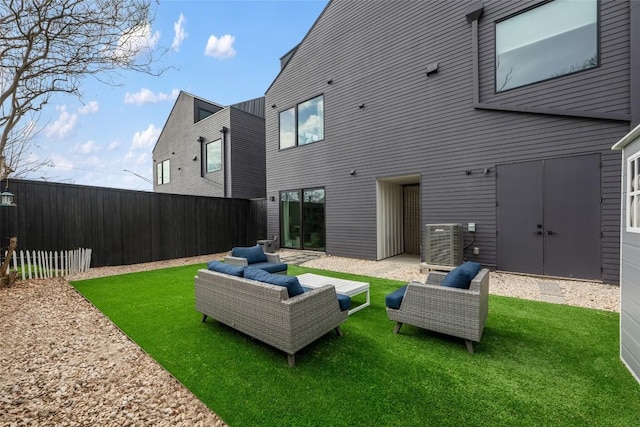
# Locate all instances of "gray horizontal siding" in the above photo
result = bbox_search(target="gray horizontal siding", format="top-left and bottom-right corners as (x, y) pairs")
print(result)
(265, 0), (632, 282)
(229, 108), (266, 199)
(478, 0), (630, 115)
(154, 93), (265, 199)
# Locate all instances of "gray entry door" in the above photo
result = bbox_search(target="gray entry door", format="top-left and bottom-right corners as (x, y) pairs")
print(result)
(497, 154), (601, 280)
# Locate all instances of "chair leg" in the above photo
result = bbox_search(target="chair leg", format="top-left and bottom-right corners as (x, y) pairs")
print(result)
(465, 340), (475, 354)
(393, 322), (403, 334)
(201, 314), (208, 323)
(334, 326), (343, 336)
(287, 353), (296, 367)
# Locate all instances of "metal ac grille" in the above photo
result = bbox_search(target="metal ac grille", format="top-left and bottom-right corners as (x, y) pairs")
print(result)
(425, 224), (463, 266)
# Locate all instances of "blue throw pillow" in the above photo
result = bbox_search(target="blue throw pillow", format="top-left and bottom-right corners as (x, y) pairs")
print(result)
(459, 261), (482, 279)
(231, 245), (268, 264)
(207, 261), (245, 277)
(244, 267), (305, 297)
(441, 262), (482, 289)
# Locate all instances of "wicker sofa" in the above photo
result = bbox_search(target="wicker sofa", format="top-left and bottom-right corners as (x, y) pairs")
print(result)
(386, 266), (489, 353)
(194, 268), (348, 367)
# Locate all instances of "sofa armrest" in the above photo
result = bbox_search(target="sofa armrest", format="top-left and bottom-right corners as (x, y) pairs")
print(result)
(224, 255), (249, 267)
(425, 271), (447, 286)
(265, 253), (281, 263)
(282, 285), (347, 342)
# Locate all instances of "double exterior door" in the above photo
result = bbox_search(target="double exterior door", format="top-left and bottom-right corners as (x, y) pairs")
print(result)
(496, 154), (601, 280)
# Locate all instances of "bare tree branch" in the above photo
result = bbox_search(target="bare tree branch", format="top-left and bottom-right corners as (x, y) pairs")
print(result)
(0, 0), (167, 179)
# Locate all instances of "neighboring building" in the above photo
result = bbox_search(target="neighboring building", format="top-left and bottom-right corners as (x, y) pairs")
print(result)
(612, 124), (640, 385)
(265, 0), (640, 283)
(153, 91), (266, 199)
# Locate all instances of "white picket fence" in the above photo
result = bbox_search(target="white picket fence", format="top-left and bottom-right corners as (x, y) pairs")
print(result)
(4, 248), (92, 280)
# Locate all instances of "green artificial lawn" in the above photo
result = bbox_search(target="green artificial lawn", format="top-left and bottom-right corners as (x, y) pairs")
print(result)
(71, 264), (640, 426)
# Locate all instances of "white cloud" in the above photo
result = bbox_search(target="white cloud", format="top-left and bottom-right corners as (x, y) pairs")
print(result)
(112, 23), (160, 63)
(48, 153), (74, 170)
(172, 14), (188, 51)
(108, 140), (122, 151)
(204, 34), (236, 59)
(78, 140), (99, 154)
(133, 152), (149, 165)
(78, 101), (99, 115)
(83, 155), (101, 167)
(132, 124), (161, 149)
(46, 106), (77, 140)
(124, 88), (179, 105)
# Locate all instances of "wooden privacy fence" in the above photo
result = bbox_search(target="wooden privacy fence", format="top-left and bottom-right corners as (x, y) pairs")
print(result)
(4, 248), (92, 280)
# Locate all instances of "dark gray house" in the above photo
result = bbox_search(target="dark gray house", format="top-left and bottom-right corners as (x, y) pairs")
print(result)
(264, 0), (640, 283)
(153, 91), (266, 199)
(612, 124), (640, 384)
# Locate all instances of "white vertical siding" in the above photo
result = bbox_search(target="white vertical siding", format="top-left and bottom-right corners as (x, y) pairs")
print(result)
(376, 180), (404, 260)
(619, 136), (640, 385)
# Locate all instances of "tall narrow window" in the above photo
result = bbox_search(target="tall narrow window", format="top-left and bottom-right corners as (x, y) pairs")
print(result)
(279, 108), (295, 149)
(281, 191), (301, 248)
(298, 95), (324, 145)
(278, 95), (324, 149)
(156, 159), (170, 185)
(206, 139), (222, 172)
(628, 154), (640, 232)
(496, 0), (598, 92)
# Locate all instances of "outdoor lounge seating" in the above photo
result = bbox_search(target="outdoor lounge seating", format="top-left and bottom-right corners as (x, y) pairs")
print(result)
(195, 267), (348, 367)
(224, 244), (288, 274)
(385, 262), (489, 353)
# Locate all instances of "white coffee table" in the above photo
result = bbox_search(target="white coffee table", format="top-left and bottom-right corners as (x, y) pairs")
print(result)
(297, 273), (370, 315)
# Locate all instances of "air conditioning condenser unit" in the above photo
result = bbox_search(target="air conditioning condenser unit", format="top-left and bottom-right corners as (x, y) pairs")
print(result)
(424, 223), (464, 267)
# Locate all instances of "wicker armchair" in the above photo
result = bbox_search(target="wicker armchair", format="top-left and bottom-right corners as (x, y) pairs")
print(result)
(386, 268), (489, 353)
(224, 245), (287, 274)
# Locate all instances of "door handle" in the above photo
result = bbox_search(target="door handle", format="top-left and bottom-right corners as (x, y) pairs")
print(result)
(534, 231), (543, 235)
(546, 230), (555, 235)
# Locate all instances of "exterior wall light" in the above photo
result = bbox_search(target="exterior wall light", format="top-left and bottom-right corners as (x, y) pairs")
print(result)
(1, 192), (15, 207)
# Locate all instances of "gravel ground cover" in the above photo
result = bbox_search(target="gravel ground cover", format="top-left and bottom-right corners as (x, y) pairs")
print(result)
(0, 251), (620, 426)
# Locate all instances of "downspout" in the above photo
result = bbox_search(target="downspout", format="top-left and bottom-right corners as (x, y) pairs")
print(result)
(465, 2), (483, 105)
(220, 126), (229, 197)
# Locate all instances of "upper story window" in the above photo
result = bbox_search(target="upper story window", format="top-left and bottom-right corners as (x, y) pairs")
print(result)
(206, 139), (222, 173)
(495, 0), (598, 92)
(156, 159), (170, 185)
(279, 94), (324, 149)
(627, 152), (640, 233)
(198, 108), (215, 121)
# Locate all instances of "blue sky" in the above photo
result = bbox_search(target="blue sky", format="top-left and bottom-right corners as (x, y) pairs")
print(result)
(25, 0), (328, 191)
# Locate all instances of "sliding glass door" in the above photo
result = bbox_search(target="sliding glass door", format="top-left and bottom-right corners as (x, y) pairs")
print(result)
(280, 188), (325, 251)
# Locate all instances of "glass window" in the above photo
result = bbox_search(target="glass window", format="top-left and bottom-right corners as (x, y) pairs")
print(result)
(496, 0), (598, 92)
(198, 108), (214, 121)
(298, 95), (324, 146)
(281, 191), (301, 248)
(206, 139), (222, 172)
(156, 159), (170, 185)
(628, 153), (640, 232)
(278, 95), (324, 149)
(280, 188), (325, 251)
(279, 108), (295, 149)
